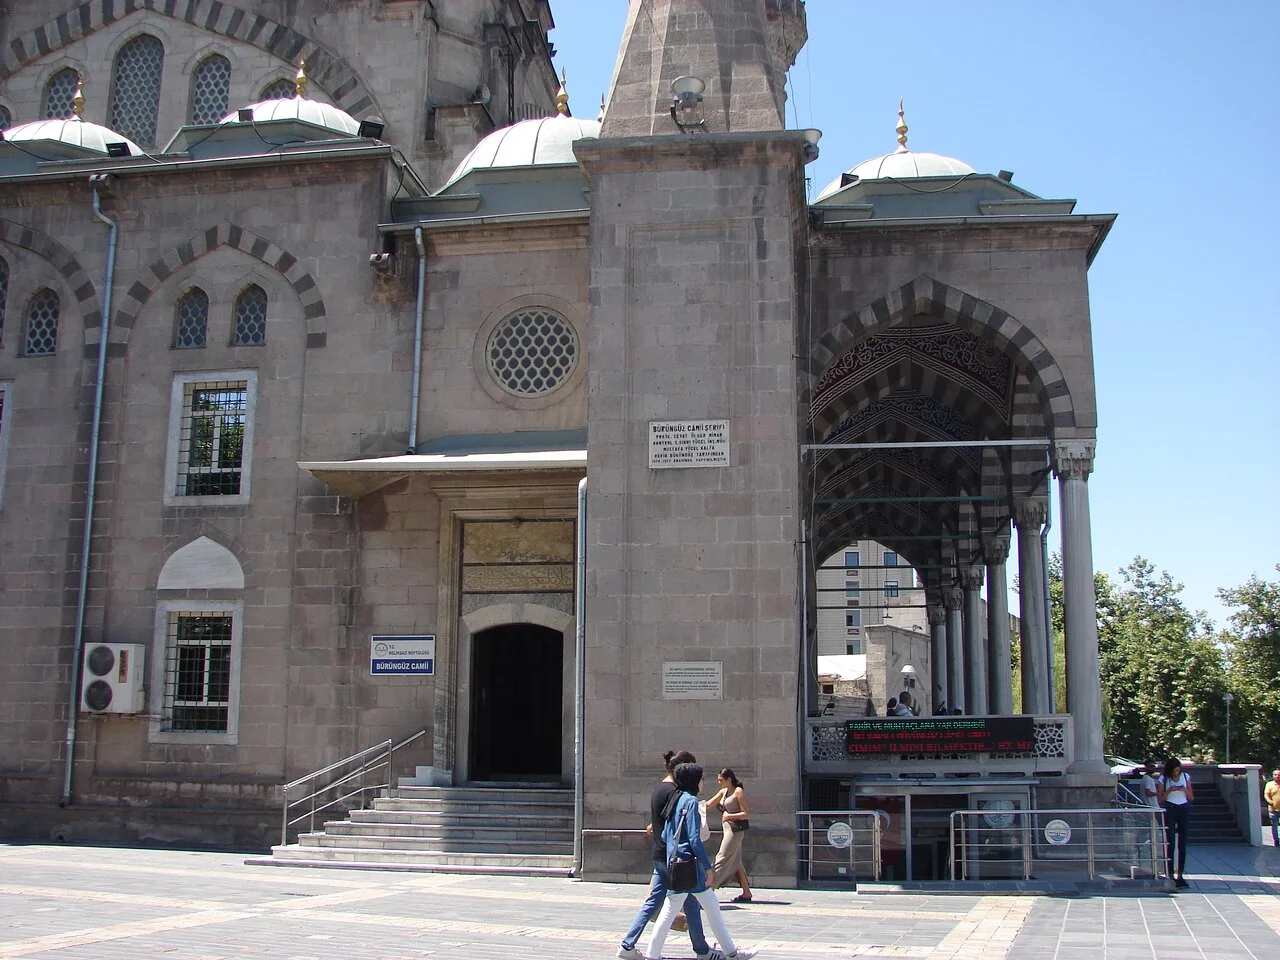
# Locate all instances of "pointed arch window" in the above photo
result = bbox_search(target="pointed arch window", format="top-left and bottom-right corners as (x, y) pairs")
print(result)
(190, 55), (231, 125)
(232, 285), (267, 345)
(0, 255), (8, 345)
(44, 68), (80, 119)
(23, 288), (59, 357)
(260, 78), (296, 101)
(0, 106), (11, 132)
(174, 288), (209, 348)
(109, 35), (165, 147)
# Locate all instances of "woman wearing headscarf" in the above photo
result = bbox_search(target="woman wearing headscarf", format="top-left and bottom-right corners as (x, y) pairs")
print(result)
(644, 763), (755, 960)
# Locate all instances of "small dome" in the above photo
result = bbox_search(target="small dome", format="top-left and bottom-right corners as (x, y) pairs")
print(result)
(817, 150), (975, 200)
(4, 117), (141, 156)
(445, 114), (601, 187)
(221, 97), (360, 136)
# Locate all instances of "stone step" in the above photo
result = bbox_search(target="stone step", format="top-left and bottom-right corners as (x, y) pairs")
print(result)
(297, 832), (573, 855)
(322, 820), (571, 843)
(349, 809), (572, 829)
(258, 845), (575, 876)
(389, 786), (572, 804)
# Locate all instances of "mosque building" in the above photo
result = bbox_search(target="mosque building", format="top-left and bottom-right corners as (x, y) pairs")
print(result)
(0, 1), (1113, 883)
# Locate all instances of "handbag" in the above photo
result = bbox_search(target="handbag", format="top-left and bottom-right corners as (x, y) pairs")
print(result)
(732, 819), (750, 831)
(666, 800), (699, 893)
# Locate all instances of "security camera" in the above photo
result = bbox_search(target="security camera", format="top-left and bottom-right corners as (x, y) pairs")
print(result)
(369, 252), (393, 274)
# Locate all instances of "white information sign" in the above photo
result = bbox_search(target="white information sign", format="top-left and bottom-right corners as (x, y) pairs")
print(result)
(662, 661), (724, 700)
(648, 419), (730, 469)
(370, 635), (436, 676)
(1043, 818), (1072, 845)
(826, 821), (854, 849)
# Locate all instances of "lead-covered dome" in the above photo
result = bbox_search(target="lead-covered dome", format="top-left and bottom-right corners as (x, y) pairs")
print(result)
(220, 95), (359, 135)
(4, 116), (142, 156)
(444, 113), (601, 187)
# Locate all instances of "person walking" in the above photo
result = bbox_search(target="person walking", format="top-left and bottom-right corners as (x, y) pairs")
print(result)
(645, 763), (754, 960)
(1158, 757), (1194, 888)
(616, 751), (717, 960)
(708, 769), (752, 902)
(1265, 769), (1280, 847)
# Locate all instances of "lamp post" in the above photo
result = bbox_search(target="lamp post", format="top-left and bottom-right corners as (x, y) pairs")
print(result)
(1224, 692), (1234, 764)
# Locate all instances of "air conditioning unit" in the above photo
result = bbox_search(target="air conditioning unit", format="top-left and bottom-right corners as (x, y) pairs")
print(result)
(81, 643), (145, 714)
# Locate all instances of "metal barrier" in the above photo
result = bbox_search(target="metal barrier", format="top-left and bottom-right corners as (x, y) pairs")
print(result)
(797, 810), (882, 882)
(279, 728), (427, 845)
(949, 807), (1167, 881)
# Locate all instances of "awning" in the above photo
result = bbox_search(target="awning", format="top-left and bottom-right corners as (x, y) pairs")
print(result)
(299, 448), (587, 499)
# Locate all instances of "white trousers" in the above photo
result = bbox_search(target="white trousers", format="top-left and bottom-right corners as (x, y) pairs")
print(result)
(646, 887), (737, 959)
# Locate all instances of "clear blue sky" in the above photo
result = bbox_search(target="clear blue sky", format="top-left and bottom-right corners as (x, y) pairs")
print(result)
(547, 0), (1279, 629)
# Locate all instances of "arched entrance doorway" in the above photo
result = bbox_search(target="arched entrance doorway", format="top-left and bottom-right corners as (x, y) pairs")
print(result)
(469, 623), (564, 781)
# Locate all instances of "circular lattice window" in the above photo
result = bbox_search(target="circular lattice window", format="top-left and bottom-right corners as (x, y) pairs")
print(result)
(485, 309), (579, 398)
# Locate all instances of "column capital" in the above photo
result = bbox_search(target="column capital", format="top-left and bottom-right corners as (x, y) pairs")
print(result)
(943, 585), (964, 611)
(982, 534), (1011, 564)
(1012, 498), (1047, 530)
(1053, 439), (1096, 481)
(927, 604), (946, 627)
(959, 565), (984, 591)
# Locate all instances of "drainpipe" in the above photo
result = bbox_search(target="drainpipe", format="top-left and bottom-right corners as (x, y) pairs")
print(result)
(61, 175), (117, 806)
(572, 477), (587, 875)
(407, 226), (426, 453)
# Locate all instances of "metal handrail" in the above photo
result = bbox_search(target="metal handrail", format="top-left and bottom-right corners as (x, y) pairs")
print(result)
(797, 809), (883, 882)
(279, 727), (428, 845)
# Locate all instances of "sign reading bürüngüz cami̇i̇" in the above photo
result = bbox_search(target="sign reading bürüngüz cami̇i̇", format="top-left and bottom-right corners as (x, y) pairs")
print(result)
(844, 716), (1036, 755)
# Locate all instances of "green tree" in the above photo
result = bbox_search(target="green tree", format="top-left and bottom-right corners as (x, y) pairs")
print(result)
(1220, 566), (1280, 768)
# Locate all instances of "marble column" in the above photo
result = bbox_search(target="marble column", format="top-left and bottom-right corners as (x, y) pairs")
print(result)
(1013, 498), (1050, 715)
(1055, 439), (1107, 774)
(960, 565), (987, 715)
(928, 604), (948, 712)
(944, 585), (965, 712)
(984, 532), (1013, 715)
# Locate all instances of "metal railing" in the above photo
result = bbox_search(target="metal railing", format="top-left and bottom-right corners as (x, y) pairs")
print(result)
(949, 807), (1167, 881)
(279, 728), (427, 845)
(797, 810), (882, 882)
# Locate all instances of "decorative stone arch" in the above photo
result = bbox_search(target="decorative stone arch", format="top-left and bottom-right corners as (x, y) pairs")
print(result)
(452, 601), (576, 786)
(1, 1), (383, 120)
(111, 222), (327, 348)
(157, 534), (244, 590)
(0, 218), (102, 336)
(810, 275), (1076, 433)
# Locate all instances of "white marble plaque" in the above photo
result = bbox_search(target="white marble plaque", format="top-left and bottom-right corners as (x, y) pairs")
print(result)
(648, 419), (730, 469)
(662, 661), (724, 700)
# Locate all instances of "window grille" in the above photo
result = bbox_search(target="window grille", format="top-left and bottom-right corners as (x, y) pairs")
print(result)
(44, 69), (80, 119)
(0, 106), (10, 131)
(260, 77), (296, 101)
(232, 285), (267, 345)
(174, 288), (208, 348)
(109, 34), (165, 147)
(884, 580), (900, 598)
(176, 380), (247, 496)
(23, 288), (59, 356)
(190, 55), (230, 125)
(486, 308), (579, 398)
(0, 256), (7, 345)
(163, 612), (232, 732)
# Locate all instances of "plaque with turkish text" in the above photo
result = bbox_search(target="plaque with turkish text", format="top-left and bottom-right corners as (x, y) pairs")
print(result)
(662, 661), (724, 700)
(648, 420), (730, 469)
(844, 716), (1036, 755)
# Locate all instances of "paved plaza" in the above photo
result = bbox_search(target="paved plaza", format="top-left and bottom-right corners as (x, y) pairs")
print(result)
(2, 843), (1280, 959)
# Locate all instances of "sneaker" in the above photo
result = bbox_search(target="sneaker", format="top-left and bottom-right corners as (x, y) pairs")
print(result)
(1175, 877), (1190, 888)
(617, 948), (644, 960)
(697, 950), (728, 960)
(671, 914), (687, 932)
(729, 949), (757, 960)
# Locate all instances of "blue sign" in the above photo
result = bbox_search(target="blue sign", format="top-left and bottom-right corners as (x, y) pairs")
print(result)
(370, 635), (436, 676)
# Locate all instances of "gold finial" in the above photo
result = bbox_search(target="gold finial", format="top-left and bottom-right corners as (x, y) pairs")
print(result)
(555, 67), (569, 116)
(72, 73), (86, 119)
(895, 97), (908, 153)
(295, 59), (308, 99)
(597, 92), (606, 123)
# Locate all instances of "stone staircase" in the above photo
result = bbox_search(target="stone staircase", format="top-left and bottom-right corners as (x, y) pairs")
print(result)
(250, 785), (576, 875)
(1189, 779), (1248, 843)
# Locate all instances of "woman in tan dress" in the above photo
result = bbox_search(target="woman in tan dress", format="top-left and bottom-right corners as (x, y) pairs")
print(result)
(709, 768), (753, 902)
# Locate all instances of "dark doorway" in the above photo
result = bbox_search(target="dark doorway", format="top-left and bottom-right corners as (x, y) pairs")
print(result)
(470, 623), (563, 782)
(911, 793), (969, 881)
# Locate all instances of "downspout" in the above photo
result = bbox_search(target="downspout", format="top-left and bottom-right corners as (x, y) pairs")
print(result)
(62, 175), (117, 806)
(572, 477), (587, 875)
(407, 226), (426, 453)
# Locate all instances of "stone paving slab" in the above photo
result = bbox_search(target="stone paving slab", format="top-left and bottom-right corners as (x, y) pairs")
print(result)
(0, 843), (1276, 959)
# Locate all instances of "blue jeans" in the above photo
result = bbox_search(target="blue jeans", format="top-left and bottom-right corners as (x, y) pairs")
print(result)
(1270, 810), (1279, 847)
(621, 859), (707, 953)
(1163, 802), (1190, 877)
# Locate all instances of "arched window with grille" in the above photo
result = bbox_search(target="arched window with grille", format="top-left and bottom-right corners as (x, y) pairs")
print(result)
(44, 68), (80, 119)
(0, 106), (11, 132)
(23, 288), (59, 357)
(109, 35), (165, 147)
(232, 285), (267, 345)
(0, 256), (8, 345)
(174, 288), (209, 348)
(189, 55), (230, 125)
(260, 77), (296, 101)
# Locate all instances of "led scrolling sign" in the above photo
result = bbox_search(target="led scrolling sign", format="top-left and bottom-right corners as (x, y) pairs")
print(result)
(844, 716), (1036, 755)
